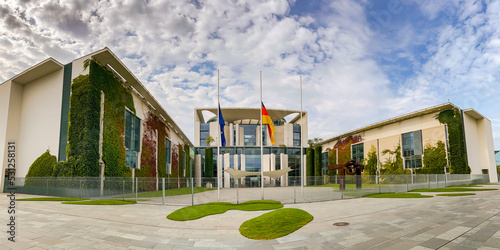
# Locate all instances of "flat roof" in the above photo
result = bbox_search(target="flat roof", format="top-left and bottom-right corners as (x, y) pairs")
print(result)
(195, 107), (306, 124)
(320, 102), (459, 145)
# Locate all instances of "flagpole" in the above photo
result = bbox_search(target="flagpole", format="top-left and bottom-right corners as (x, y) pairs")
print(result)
(260, 71), (264, 200)
(300, 76), (304, 196)
(217, 70), (220, 201)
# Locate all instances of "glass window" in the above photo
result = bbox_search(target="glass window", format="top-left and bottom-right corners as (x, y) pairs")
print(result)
(293, 125), (301, 147)
(200, 123), (209, 146)
(165, 138), (171, 174)
(322, 152), (329, 175)
(402, 130), (423, 169)
(351, 143), (364, 164)
(125, 110), (141, 168)
(241, 125), (257, 146)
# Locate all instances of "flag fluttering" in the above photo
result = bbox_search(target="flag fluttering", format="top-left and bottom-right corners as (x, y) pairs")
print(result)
(218, 104), (226, 147)
(261, 102), (275, 145)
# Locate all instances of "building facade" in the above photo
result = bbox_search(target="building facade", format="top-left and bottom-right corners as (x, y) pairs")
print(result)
(318, 103), (498, 182)
(193, 107), (308, 188)
(0, 48), (192, 192)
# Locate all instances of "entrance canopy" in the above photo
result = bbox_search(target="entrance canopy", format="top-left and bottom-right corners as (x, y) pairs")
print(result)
(224, 167), (294, 179)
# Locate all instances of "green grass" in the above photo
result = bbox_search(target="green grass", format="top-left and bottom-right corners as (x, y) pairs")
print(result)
(410, 187), (497, 192)
(313, 183), (388, 188)
(448, 183), (498, 187)
(18, 197), (87, 201)
(239, 208), (313, 240)
(62, 200), (136, 205)
(129, 187), (215, 198)
(436, 193), (476, 196)
(363, 193), (432, 198)
(167, 200), (283, 221)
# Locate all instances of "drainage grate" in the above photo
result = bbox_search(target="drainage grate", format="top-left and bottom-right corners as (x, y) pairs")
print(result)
(333, 222), (350, 226)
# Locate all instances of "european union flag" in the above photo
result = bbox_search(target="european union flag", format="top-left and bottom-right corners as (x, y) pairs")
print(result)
(218, 104), (226, 147)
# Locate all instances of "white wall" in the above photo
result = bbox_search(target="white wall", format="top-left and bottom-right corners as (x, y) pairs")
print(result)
(463, 113), (481, 175)
(17, 69), (64, 178)
(0, 81), (13, 192)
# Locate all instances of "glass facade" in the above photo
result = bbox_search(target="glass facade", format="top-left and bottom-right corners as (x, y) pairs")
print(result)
(321, 152), (329, 175)
(402, 130), (423, 169)
(165, 138), (171, 174)
(125, 110), (141, 168)
(241, 124), (257, 146)
(200, 123), (209, 146)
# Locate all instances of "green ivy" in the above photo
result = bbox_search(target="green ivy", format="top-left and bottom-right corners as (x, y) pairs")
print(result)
(364, 145), (378, 176)
(436, 108), (470, 174)
(327, 149), (337, 176)
(314, 145), (322, 184)
(184, 145), (191, 178)
(204, 147), (213, 178)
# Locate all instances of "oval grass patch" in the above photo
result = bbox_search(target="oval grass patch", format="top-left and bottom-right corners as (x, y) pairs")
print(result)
(239, 208), (313, 240)
(363, 193), (432, 198)
(62, 200), (136, 205)
(436, 193), (475, 197)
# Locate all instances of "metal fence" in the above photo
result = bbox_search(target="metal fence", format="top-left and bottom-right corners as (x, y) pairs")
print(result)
(4, 174), (491, 205)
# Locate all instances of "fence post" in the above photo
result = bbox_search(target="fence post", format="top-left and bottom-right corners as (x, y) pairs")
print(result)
(444, 174), (447, 187)
(135, 177), (138, 202)
(80, 179), (83, 198)
(46, 179), (49, 196)
(427, 174), (430, 189)
(162, 178), (165, 205)
(191, 178), (194, 206)
(122, 180), (125, 201)
(294, 180), (296, 204)
(436, 174), (438, 188)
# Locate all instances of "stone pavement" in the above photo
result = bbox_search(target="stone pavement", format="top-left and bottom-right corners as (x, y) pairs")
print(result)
(1, 184), (499, 249)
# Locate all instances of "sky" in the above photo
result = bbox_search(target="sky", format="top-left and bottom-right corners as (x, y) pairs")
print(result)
(1, 0), (500, 148)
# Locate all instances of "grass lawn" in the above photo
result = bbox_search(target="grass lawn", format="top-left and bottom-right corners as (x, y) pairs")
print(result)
(167, 200), (283, 221)
(410, 187), (497, 192)
(18, 197), (87, 201)
(63, 200), (136, 205)
(436, 193), (476, 196)
(448, 183), (498, 187)
(129, 187), (215, 198)
(239, 208), (313, 240)
(363, 193), (432, 198)
(313, 183), (386, 189)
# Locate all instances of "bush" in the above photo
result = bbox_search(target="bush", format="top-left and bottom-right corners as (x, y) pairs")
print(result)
(420, 141), (446, 174)
(26, 150), (56, 178)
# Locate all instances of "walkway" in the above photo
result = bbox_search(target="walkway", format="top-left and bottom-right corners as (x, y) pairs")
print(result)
(1, 184), (499, 249)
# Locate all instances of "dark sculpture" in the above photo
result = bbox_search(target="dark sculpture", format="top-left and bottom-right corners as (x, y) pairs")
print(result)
(328, 159), (364, 190)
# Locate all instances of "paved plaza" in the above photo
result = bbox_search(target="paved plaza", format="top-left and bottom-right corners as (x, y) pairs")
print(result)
(1, 184), (500, 249)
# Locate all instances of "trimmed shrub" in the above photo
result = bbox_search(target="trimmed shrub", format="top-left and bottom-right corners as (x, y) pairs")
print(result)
(26, 150), (56, 178)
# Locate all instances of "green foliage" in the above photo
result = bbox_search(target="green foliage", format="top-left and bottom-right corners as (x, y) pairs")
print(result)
(239, 208), (313, 240)
(67, 74), (101, 176)
(306, 147), (314, 185)
(205, 136), (214, 145)
(381, 143), (409, 175)
(364, 145), (378, 176)
(327, 149), (337, 176)
(436, 108), (470, 174)
(418, 141), (446, 174)
(496, 165), (499, 174)
(63, 200), (136, 205)
(307, 137), (323, 147)
(167, 200), (283, 221)
(204, 147), (213, 178)
(18, 197), (86, 201)
(178, 144), (184, 177)
(185, 145), (191, 178)
(436, 193), (475, 196)
(25, 150), (56, 178)
(314, 145), (322, 184)
(411, 187), (497, 192)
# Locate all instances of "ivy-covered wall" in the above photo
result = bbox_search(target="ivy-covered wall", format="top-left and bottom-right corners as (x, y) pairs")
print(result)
(436, 108), (470, 174)
(333, 135), (363, 165)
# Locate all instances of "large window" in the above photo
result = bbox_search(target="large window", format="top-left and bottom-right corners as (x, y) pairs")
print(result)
(165, 138), (171, 174)
(241, 125), (257, 146)
(293, 125), (301, 146)
(321, 152), (329, 175)
(245, 148), (261, 172)
(402, 130), (423, 169)
(351, 143), (364, 164)
(125, 110), (141, 168)
(200, 123), (209, 146)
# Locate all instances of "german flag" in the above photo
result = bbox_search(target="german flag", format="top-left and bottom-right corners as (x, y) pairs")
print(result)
(261, 102), (275, 145)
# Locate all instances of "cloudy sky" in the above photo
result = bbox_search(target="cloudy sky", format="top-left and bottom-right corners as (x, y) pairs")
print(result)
(1, 0), (500, 148)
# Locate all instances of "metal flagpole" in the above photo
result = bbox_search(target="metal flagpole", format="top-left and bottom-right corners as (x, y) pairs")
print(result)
(300, 76), (304, 196)
(217, 70), (220, 201)
(260, 71), (264, 200)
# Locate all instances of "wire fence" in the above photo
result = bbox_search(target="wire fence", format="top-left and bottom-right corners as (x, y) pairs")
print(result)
(5, 174), (491, 205)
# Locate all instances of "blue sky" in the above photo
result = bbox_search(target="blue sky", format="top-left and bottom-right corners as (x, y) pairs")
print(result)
(1, 0), (500, 148)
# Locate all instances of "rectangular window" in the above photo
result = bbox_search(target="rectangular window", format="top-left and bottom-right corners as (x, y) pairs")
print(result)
(200, 123), (209, 146)
(125, 110), (141, 168)
(402, 130), (423, 169)
(242, 125), (257, 146)
(322, 152), (329, 175)
(165, 138), (171, 174)
(351, 143), (364, 164)
(293, 125), (301, 147)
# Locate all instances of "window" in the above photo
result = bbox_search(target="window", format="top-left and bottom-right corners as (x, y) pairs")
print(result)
(293, 125), (301, 146)
(262, 125), (268, 146)
(125, 110), (141, 168)
(200, 123), (209, 146)
(241, 125), (257, 146)
(321, 152), (329, 175)
(165, 138), (171, 174)
(351, 143), (364, 164)
(402, 130), (423, 169)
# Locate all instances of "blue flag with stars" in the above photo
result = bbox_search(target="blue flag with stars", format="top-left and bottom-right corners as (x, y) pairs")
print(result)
(218, 104), (226, 147)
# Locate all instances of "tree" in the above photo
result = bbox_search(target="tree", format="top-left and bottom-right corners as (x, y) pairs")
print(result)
(205, 136), (215, 146)
(204, 147), (213, 178)
(420, 141), (446, 174)
(364, 145), (378, 176)
(381, 144), (409, 175)
(307, 138), (323, 147)
(314, 145), (322, 184)
(306, 148), (314, 185)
